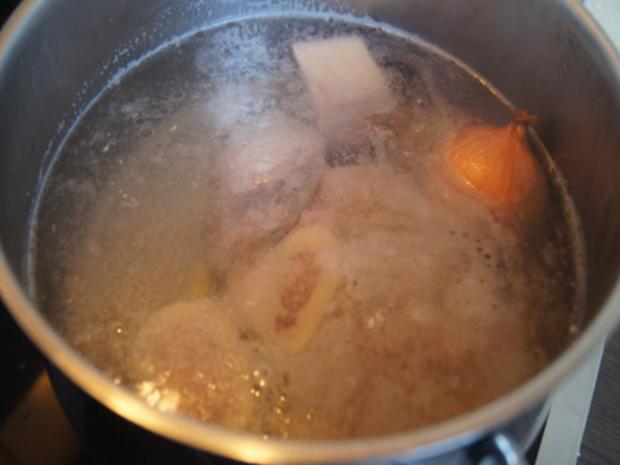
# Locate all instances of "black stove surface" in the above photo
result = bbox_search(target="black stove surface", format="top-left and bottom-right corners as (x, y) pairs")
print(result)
(0, 307), (42, 421)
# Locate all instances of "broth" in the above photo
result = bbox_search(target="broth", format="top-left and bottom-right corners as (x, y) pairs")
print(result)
(32, 15), (584, 439)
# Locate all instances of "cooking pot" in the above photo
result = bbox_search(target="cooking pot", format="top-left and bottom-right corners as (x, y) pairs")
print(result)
(1, 1), (620, 464)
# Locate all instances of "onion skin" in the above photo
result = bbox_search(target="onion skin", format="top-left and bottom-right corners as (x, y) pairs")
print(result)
(448, 111), (540, 206)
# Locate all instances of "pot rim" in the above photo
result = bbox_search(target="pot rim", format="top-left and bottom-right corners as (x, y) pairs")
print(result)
(1, 1), (620, 463)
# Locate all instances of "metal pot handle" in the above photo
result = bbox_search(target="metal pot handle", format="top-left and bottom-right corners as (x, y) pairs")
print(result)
(471, 433), (528, 465)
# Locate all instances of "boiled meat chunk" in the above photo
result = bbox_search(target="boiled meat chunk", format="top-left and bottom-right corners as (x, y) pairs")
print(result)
(292, 36), (395, 138)
(204, 114), (326, 284)
(127, 299), (257, 429)
(225, 225), (340, 353)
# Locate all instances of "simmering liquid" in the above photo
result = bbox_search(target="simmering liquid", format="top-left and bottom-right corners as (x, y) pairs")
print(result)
(32, 15), (584, 439)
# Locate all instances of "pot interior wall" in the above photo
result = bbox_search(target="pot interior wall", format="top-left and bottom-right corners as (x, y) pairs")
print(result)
(0, 0), (619, 343)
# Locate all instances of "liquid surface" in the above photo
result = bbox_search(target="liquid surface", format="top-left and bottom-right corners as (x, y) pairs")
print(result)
(33, 16), (583, 439)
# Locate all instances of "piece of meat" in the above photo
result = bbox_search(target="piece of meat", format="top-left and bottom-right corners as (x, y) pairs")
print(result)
(292, 36), (396, 139)
(204, 113), (326, 286)
(126, 299), (258, 429)
(224, 224), (340, 353)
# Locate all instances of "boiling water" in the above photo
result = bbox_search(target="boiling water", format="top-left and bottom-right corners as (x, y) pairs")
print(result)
(32, 15), (584, 439)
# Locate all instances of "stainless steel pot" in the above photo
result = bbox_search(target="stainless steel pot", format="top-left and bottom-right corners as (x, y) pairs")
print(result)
(1, 1), (619, 464)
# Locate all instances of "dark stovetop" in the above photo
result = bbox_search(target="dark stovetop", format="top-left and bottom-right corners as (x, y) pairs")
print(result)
(0, 0), (19, 25)
(577, 329), (620, 465)
(0, 309), (42, 421)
